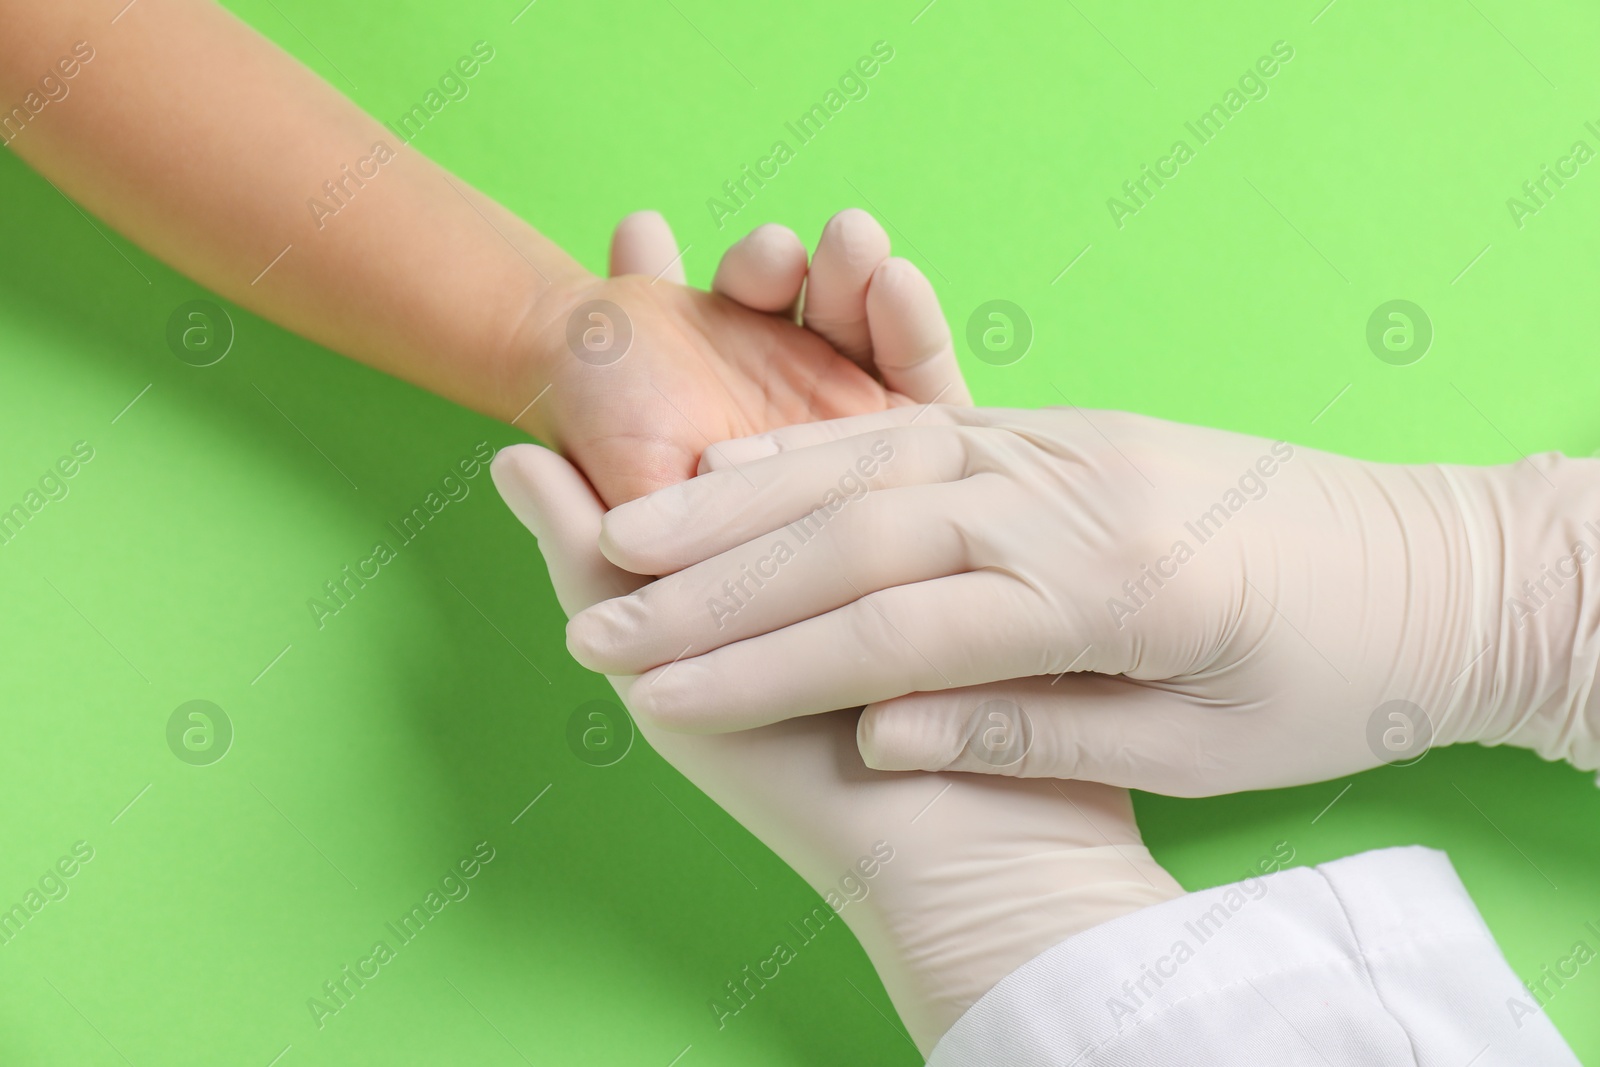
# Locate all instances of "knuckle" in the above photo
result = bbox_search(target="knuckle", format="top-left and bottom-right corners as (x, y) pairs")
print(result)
(626, 661), (714, 734)
(623, 678), (674, 733)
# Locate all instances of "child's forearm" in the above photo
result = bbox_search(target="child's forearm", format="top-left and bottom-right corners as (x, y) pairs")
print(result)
(0, 0), (588, 429)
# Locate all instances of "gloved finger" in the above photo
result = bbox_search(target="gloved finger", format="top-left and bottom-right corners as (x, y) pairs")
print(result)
(608, 210), (685, 283)
(602, 423), (974, 575)
(571, 482), (968, 675)
(620, 570), (1054, 733)
(802, 208), (891, 367)
(492, 446), (680, 766)
(857, 674), (1215, 794)
(490, 444), (646, 614)
(698, 404), (967, 473)
(866, 257), (973, 407)
(712, 223), (808, 315)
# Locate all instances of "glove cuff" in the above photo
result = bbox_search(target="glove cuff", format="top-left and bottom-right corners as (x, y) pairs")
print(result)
(1442, 453), (1600, 770)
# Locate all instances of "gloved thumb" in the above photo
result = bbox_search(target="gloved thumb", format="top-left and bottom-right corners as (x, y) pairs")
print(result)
(857, 674), (1204, 794)
(865, 256), (973, 406)
(490, 444), (643, 614)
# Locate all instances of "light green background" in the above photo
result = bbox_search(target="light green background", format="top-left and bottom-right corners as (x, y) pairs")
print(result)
(2, 0), (1598, 1062)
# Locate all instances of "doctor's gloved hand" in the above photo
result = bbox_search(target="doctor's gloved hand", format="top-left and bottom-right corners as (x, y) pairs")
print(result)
(490, 444), (1182, 1053)
(492, 236), (1177, 1052)
(570, 405), (1600, 797)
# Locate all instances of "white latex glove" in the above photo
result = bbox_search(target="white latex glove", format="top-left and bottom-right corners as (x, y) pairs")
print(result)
(494, 445), (1180, 1052)
(570, 405), (1600, 797)
(493, 222), (1181, 1052)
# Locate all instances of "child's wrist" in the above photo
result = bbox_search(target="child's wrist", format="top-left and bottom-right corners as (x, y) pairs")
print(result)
(492, 273), (600, 445)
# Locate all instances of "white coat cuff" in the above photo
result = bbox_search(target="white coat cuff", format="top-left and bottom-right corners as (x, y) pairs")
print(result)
(927, 845), (1579, 1067)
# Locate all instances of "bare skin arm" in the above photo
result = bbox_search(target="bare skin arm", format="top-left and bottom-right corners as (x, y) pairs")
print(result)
(0, 0), (577, 420)
(0, 0), (966, 504)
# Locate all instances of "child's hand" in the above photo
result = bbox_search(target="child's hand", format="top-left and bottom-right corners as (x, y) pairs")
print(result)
(510, 209), (968, 506)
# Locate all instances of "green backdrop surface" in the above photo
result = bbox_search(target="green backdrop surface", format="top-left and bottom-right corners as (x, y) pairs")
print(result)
(2, 0), (1598, 1062)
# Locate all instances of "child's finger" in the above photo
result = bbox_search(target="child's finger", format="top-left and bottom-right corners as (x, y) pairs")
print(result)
(711, 223), (808, 316)
(608, 210), (686, 283)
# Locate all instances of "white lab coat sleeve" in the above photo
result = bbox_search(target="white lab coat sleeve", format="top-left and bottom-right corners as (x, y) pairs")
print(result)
(926, 846), (1578, 1067)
